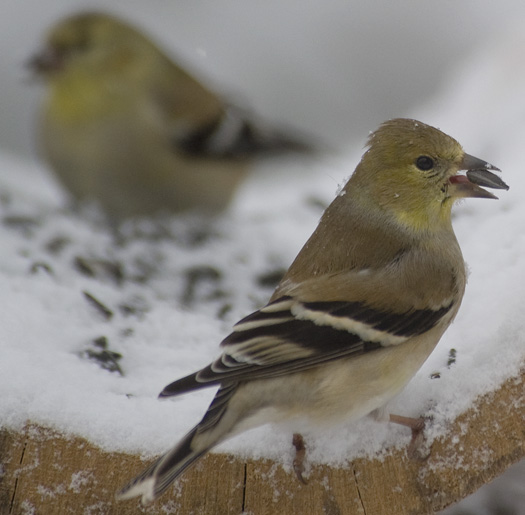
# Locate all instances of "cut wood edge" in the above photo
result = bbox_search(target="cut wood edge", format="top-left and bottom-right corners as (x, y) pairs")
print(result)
(1, 369), (523, 515)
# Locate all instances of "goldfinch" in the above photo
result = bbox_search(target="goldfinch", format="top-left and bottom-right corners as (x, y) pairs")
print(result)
(117, 118), (508, 504)
(30, 12), (312, 220)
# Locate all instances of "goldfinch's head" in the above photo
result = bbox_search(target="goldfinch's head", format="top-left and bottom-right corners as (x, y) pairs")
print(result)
(348, 118), (507, 230)
(29, 12), (167, 83)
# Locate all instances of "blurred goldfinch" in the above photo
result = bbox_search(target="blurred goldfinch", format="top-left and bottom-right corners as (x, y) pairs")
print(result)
(117, 118), (508, 504)
(30, 12), (312, 220)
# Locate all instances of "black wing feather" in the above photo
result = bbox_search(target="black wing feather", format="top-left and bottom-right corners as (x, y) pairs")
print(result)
(160, 296), (452, 397)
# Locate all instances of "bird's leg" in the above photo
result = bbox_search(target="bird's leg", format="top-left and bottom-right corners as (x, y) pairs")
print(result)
(292, 433), (308, 484)
(389, 414), (429, 460)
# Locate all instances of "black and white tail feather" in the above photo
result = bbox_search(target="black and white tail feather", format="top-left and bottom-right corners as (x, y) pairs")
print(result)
(116, 427), (204, 502)
(117, 294), (452, 504)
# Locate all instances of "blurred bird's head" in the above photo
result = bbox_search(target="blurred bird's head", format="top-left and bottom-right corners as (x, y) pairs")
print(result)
(29, 11), (221, 123)
(31, 13), (159, 78)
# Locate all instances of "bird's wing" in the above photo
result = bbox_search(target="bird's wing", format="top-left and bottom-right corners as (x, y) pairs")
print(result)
(172, 104), (314, 159)
(149, 59), (314, 160)
(204, 294), (451, 379)
(160, 284), (454, 397)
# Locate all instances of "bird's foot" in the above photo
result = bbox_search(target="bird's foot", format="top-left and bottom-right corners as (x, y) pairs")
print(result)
(292, 433), (308, 484)
(389, 414), (431, 461)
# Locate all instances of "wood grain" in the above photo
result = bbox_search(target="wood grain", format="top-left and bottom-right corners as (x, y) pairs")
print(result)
(1, 371), (523, 515)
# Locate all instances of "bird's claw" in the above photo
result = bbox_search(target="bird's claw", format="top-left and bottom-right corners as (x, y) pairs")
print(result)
(389, 414), (431, 461)
(406, 418), (430, 461)
(292, 433), (308, 484)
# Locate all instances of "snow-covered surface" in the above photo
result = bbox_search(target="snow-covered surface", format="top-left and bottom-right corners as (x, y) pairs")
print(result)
(1, 23), (524, 483)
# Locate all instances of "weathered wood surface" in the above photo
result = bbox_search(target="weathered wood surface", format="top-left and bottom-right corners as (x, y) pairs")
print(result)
(1, 371), (523, 514)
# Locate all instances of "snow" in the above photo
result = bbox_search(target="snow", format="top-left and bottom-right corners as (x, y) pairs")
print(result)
(0, 14), (524, 492)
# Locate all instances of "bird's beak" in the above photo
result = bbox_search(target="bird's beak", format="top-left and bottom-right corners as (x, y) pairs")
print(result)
(27, 46), (64, 74)
(448, 153), (508, 199)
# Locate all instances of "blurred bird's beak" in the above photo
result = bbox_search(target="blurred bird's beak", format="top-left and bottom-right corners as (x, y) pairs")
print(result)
(448, 153), (508, 199)
(28, 46), (64, 74)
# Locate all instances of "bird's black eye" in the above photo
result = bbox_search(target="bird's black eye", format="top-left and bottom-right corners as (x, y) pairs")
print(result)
(415, 155), (434, 171)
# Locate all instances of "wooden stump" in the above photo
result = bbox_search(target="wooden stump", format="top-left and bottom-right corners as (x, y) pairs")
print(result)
(1, 372), (523, 515)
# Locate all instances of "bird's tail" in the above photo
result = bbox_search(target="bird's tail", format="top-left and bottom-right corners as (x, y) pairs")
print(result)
(116, 426), (208, 504)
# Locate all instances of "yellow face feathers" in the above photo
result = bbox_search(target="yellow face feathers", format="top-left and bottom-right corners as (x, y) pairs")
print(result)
(346, 118), (505, 232)
(32, 13), (162, 79)
(31, 12), (222, 121)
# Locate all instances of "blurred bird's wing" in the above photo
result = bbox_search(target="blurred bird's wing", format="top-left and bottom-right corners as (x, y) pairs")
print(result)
(150, 68), (314, 159)
(173, 104), (314, 159)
